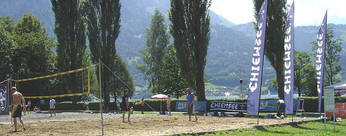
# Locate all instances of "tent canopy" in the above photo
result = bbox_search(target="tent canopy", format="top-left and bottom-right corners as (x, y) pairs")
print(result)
(151, 94), (168, 99)
(324, 81), (346, 96)
(325, 81), (346, 90)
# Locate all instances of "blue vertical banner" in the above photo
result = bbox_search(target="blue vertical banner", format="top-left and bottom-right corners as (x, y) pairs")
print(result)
(284, 1), (294, 115)
(247, 0), (268, 115)
(316, 11), (327, 113)
(0, 81), (9, 115)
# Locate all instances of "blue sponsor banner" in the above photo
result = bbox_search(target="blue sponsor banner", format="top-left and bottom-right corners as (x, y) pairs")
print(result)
(260, 99), (299, 112)
(210, 101), (246, 112)
(316, 11), (327, 113)
(247, 0), (268, 115)
(284, 1), (295, 115)
(175, 101), (207, 112)
(0, 81), (9, 115)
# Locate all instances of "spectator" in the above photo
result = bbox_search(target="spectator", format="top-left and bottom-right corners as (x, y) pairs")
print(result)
(33, 106), (41, 113)
(167, 95), (171, 116)
(276, 99), (285, 118)
(27, 100), (31, 111)
(83, 100), (89, 110)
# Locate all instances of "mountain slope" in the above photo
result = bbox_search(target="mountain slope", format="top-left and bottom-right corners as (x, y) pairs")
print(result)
(1, 0), (346, 93)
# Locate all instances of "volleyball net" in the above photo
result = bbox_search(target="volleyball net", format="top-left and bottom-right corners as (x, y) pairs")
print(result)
(12, 65), (94, 99)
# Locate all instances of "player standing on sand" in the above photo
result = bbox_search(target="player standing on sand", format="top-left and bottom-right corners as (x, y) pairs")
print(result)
(49, 97), (56, 117)
(11, 87), (26, 132)
(186, 88), (197, 121)
(122, 89), (131, 123)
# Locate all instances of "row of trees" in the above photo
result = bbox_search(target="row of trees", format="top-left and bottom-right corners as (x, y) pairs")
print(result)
(138, 0), (212, 100)
(0, 15), (56, 96)
(0, 0), (135, 110)
(141, 0), (343, 100)
(52, 0), (135, 109)
(256, 0), (343, 98)
(293, 27), (343, 96)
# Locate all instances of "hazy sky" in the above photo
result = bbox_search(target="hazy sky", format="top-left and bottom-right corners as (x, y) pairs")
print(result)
(210, 0), (346, 26)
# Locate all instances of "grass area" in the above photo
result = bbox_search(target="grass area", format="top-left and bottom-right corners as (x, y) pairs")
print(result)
(176, 120), (346, 136)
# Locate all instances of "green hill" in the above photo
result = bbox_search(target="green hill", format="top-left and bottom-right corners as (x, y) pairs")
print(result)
(1, 0), (346, 95)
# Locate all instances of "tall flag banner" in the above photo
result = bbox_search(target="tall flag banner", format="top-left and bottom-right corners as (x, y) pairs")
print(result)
(284, 1), (294, 115)
(316, 11), (327, 113)
(247, 0), (268, 115)
(0, 81), (9, 115)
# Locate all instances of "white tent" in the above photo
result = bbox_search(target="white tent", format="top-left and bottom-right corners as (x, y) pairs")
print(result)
(324, 81), (346, 96)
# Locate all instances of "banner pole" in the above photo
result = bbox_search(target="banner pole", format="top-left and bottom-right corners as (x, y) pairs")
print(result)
(8, 79), (12, 124)
(256, 92), (261, 126)
(256, 0), (268, 126)
(292, 111), (294, 122)
(99, 59), (104, 136)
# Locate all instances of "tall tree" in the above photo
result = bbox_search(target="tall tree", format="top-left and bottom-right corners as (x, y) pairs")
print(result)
(51, 0), (87, 96)
(294, 51), (317, 96)
(110, 54), (134, 111)
(11, 13), (56, 96)
(83, 0), (121, 110)
(169, 0), (211, 101)
(137, 9), (170, 94)
(0, 25), (14, 80)
(313, 27), (342, 86)
(160, 45), (187, 98)
(253, 0), (287, 99)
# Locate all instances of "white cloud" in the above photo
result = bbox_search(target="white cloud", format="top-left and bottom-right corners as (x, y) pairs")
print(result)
(210, 0), (254, 24)
(210, 0), (346, 26)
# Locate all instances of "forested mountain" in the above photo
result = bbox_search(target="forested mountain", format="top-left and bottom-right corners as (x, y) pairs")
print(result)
(1, 0), (346, 94)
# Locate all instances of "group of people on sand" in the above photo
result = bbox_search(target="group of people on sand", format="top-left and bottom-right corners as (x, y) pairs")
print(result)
(9, 86), (198, 131)
(121, 88), (198, 123)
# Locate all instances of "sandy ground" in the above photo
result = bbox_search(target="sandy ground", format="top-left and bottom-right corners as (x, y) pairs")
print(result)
(0, 112), (317, 136)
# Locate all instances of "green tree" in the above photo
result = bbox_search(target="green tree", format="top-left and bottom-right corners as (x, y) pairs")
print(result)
(294, 51), (317, 96)
(83, 0), (123, 110)
(254, 0), (287, 99)
(51, 0), (88, 99)
(312, 27), (342, 86)
(0, 26), (14, 80)
(137, 9), (169, 94)
(160, 45), (187, 98)
(110, 54), (134, 111)
(11, 13), (56, 96)
(169, 0), (211, 101)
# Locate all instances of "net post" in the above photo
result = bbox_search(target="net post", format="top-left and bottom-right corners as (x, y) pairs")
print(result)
(99, 60), (104, 136)
(88, 66), (91, 95)
(8, 79), (13, 124)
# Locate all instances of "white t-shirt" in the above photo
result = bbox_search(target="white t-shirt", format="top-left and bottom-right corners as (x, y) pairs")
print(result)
(49, 99), (56, 109)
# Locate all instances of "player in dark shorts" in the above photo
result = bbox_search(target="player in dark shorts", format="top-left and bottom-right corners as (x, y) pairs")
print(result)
(11, 87), (26, 132)
(122, 89), (130, 123)
(12, 104), (23, 118)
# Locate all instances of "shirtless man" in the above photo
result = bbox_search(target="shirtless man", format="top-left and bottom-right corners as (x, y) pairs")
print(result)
(11, 87), (26, 132)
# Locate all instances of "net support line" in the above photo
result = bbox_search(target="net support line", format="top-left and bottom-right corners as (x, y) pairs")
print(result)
(99, 61), (132, 90)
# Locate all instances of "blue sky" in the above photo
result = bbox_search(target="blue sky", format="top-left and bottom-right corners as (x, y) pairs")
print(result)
(210, 0), (346, 26)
